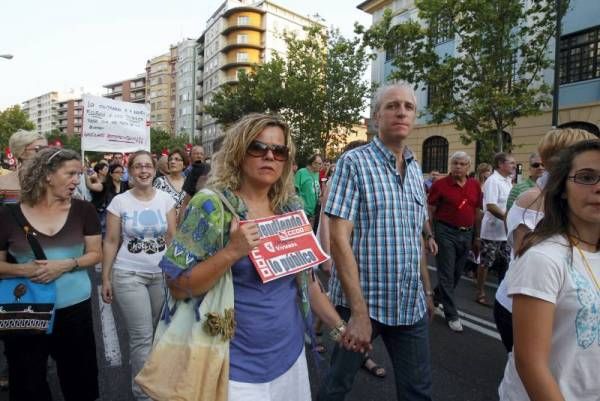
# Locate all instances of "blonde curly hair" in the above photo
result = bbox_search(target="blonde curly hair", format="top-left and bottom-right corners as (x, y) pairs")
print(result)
(208, 113), (296, 211)
(19, 148), (81, 206)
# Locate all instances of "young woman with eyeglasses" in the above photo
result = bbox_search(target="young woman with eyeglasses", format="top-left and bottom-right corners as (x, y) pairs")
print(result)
(160, 113), (349, 401)
(494, 128), (597, 352)
(153, 148), (187, 213)
(101, 150), (176, 401)
(498, 139), (600, 401)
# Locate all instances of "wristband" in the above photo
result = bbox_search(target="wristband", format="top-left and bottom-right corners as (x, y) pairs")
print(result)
(329, 320), (347, 341)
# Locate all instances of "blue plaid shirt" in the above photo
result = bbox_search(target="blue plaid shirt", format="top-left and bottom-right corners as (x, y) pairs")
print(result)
(324, 137), (428, 325)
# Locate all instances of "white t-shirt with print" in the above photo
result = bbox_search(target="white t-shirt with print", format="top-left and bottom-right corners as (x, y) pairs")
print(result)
(481, 170), (512, 241)
(107, 190), (175, 273)
(498, 235), (600, 401)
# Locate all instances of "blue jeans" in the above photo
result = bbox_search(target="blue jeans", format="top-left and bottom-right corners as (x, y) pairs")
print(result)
(317, 306), (432, 401)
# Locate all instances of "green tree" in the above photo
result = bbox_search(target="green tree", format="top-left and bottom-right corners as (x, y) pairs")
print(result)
(150, 127), (187, 155)
(0, 105), (36, 150)
(205, 25), (372, 164)
(359, 0), (568, 162)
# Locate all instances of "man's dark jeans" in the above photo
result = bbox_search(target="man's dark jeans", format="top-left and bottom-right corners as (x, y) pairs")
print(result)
(434, 221), (473, 322)
(317, 306), (432, 401)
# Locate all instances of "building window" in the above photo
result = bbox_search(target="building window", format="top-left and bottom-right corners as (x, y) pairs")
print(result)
(422, 136), (449, 173)
(237, 51), (248, 62)
(559, 25), (600, 84)
(237, 34), (248, 44)
(237, 15), (249, 25)
(385, 43), (401, 62)
(558, 121), (600, 136)
(431, 16), (453, 45)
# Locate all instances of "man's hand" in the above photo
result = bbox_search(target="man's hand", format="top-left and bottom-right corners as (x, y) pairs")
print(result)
(341, 312), (372, 353)
(426, 237), (438, 256)
(425, 294), (435, 322)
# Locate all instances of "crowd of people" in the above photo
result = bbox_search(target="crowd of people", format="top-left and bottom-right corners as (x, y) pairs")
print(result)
(0, 83), (598, 401)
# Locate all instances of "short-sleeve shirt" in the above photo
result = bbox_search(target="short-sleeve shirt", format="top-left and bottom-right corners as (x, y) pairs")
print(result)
(324, 137), (428, 326)
(506, 177), (536, 211)
(294, 168), (320, 217)
(153, 176), (185, 210)
(499, 235), (600, 400)
(481, 170), (512, 241)
(160, 189), (305, 383)
(0, 200), (101, 309)
(107, 190), (175, 273)
(428, 175), (482, 228)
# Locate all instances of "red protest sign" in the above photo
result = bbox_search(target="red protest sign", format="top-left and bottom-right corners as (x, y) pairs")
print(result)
(242, 210), (329, 283)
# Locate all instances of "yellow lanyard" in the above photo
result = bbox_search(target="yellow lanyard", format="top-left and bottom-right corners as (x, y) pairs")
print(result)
(573, 242), (600, 293)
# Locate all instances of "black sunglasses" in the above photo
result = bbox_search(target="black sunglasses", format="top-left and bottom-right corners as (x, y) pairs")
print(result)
(246, 140), (289, 161)
(530, 162), (544, 168)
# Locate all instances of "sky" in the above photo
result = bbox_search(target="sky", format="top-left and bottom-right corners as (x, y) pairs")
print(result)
(0, 0), (372, 110)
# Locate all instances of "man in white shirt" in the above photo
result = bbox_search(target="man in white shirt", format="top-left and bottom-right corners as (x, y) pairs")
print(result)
(475, 152), (514, 306)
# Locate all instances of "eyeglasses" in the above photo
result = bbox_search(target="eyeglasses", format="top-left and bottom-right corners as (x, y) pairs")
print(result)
(132, 164), (155, 171)
(568, 170), (600, 185)
(530, 162), (544, 168)
(169, 157), (184, 162)
(246, 140), (289, 161)
(112, 170), (124, 174)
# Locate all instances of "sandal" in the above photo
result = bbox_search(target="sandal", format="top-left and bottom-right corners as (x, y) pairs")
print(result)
(362, 357), (386, 378)
(0, 375), (8, 391)
(475, 294), (491, 307)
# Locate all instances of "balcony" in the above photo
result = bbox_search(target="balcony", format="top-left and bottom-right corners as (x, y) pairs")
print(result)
(221, 22), (265, 35)
(220, 60), (254, 71)
(221, 40), (264, 53)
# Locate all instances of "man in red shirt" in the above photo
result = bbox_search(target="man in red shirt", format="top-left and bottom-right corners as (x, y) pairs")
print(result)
(428, 151), (482, 332)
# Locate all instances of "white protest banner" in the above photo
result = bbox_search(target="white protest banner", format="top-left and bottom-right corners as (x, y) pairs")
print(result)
(241, 210), (330, 283)
(81, 95), (150, 152)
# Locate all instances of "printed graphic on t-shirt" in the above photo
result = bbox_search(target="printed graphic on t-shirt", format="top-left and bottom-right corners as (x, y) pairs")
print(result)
(568, 264), (600, 349)
(122, 209), (167, 255)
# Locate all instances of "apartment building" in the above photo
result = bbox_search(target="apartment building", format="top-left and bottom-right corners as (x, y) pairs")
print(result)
(194, 34), (206, 142)
(175, 39), (197, 140)
(197, 0), (320, 154)
(146, 47), (177, 134)
(103, 74), (146, 104)
(358, 0), (600, 172)
(57, 98), (84, 135)
(21, 92), (60, 136)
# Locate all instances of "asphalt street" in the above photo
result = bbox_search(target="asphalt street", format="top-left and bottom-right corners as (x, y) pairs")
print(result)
(0, 263), (508, 401)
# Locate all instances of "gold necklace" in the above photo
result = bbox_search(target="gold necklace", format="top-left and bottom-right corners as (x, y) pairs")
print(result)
(573, 241), (600, 292)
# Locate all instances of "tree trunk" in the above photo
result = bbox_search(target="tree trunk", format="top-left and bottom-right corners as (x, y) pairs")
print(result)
(497, 126), (503, 153)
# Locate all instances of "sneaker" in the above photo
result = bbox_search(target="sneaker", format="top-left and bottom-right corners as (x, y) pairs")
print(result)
(448, 319), (463, 332)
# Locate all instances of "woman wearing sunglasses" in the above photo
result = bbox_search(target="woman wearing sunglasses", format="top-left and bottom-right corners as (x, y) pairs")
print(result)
(498, 139), (600, 401)
(161, 113), (350, 401)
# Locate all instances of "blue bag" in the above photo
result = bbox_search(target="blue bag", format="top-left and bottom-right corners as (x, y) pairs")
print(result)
(0, 204), (56, 336)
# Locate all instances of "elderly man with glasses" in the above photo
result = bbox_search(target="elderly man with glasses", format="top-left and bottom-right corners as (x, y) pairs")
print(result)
(506, 153), (545, 211)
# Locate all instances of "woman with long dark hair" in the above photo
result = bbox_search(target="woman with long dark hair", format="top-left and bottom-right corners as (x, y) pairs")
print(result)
(499, 139), (600, 401)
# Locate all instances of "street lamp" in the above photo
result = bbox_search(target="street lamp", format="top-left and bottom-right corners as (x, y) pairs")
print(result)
(0, 54), (14, 60)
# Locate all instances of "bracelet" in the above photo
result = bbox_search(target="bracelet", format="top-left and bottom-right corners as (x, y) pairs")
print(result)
(72, 257), (79, 269)
(425, 290), (434, 297)
(329, 320), (347, 342)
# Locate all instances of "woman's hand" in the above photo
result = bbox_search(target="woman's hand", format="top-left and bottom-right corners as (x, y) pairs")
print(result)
(225, 218), (261, 260)
(101, 278), (113, 304)
(30, 259), (71, 283)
